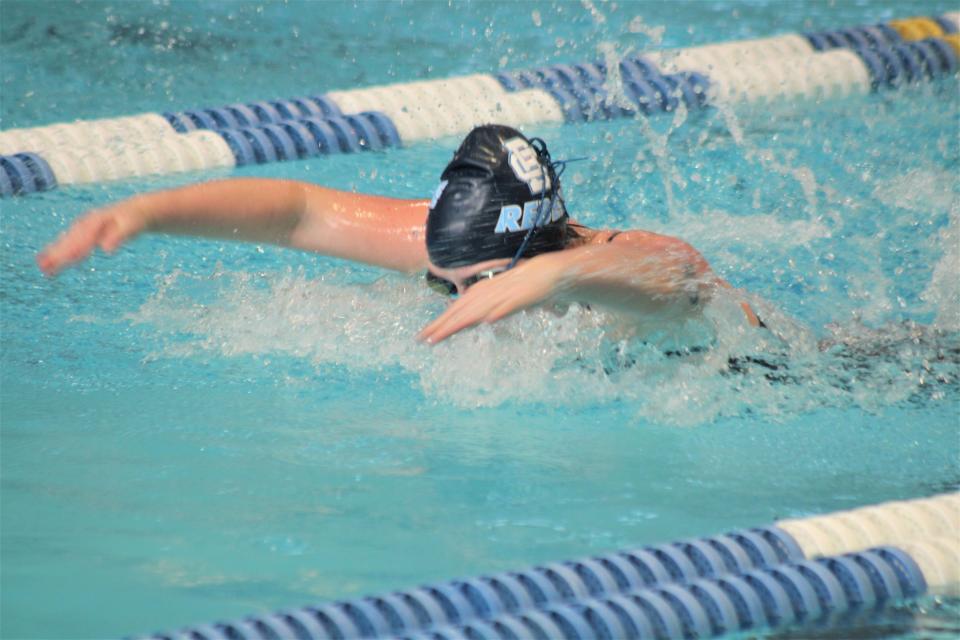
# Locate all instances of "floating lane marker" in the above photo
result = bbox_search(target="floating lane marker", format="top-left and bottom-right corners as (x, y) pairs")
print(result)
(408, 545), (931, 640)
(0, 113), (176, 157)
(129, 525), (802, 639)
(890, 16), (949, 40)
(778, 492), (960, 562)
(33, 130), (235, 187)
(214, 112), (401, 166)
(941, 12), (960, 32)
(3, 13), (958, 197)
(128, 492), (958, 640)
(647, 33), (817, 71)
(163, 95), (342, 132)
(327, 75), (564, 141)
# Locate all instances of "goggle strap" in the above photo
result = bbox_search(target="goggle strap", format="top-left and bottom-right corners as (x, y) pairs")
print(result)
(507, 139), (563, 270)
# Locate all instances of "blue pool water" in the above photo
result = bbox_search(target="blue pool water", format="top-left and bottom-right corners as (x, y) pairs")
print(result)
(1, 1), (958, 638)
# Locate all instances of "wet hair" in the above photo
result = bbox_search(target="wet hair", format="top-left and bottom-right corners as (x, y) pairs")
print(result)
(425, 124), (569, 268)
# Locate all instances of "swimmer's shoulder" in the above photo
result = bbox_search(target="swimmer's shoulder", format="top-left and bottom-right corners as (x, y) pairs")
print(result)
(567, 221), (626, 246)
(569, 222), (672, 248)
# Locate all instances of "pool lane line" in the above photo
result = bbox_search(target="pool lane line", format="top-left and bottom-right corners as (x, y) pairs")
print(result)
(0, 128), (235, 196)
(400, 541), (953, 640)
(2, 12), (958, 197)
(126, 492), (958, 640)
(128, 525), (803, 640)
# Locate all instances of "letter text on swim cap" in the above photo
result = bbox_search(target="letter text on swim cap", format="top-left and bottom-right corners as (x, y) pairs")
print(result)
(495, 205), (523, 233)
(521, 198), (556, 229)
(496, 199), (557, 234)
(504, 137), (551, 195)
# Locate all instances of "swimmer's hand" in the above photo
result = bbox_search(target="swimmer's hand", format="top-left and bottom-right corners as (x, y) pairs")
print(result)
(416, 233), (759, 343)
(417, 256), (564, 344)
(37, 200), (149, 276)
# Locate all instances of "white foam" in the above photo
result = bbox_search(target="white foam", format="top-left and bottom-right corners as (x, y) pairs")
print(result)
(869, 168), (959, 330)
(921, 209), (960, 331)
(662, 208), (831, 247)
(873, 169), (958, 214)
(580, 0), (606, 26)
(122, 266), (958, 426)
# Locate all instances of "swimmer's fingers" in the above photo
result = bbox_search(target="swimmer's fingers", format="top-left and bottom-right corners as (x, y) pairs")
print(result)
(739, 301), (761, 328)
(37, 208), (143, 276)
(418, 271), (552, 343)
(417, 280), (502, 343)
(417, 305), (484, 344)
(37, 212), (110, 275)
(714, 277), (760, 328)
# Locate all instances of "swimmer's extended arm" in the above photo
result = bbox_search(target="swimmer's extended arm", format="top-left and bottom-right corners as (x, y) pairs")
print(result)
(550, 231), (761, 326)
(419, 230), (756, 343)
(37, 178), (431, 276)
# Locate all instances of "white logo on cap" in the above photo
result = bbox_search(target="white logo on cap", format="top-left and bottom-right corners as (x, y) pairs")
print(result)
(494, 198), (563, 234)
(504, 137), (550, 195)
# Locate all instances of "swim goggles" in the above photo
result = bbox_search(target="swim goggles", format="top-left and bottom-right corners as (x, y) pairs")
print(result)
(425, 267), (509, 297)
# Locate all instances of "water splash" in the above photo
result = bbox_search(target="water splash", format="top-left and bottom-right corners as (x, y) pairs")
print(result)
(712, 101), (824, 217)
(123, 267), (958, 426)
(580, 0), (606, 26)
(921, 208), (960, 332)
(592, 42), (691, 219)
(655, 208), (832, 261)
(627, 15), (666, 43)
(872, 168), (957, 214)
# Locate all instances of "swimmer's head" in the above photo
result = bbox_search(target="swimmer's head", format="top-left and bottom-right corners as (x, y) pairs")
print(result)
(426, 125), (568, 269)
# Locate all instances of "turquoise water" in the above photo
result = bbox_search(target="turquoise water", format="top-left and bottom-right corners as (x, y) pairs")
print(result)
(2, 1), (959, 638)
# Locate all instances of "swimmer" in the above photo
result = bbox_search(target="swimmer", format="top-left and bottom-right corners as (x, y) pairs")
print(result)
(37, 124), (759, 343)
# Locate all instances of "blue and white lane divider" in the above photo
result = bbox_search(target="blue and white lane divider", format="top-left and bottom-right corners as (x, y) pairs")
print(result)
(213, 112), (402, 166)
(2, 13), (959, 197)
(323, 75), (563, 140)
(162, 94), (343, 132)
(0, 153), (58, 197)
(405, 543), (942, 640)
(129, 492), (959, 640)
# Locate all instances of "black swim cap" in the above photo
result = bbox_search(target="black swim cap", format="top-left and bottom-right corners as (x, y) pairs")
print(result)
(426, 125), (568, 268)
